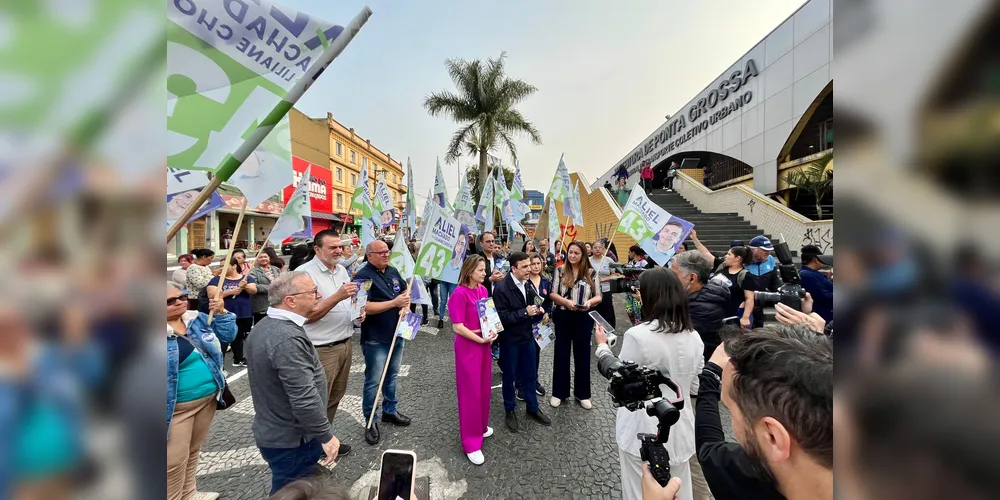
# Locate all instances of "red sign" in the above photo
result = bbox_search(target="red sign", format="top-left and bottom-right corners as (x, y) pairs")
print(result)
(285, 157), (333, 213)
(338, 214), (354, 224)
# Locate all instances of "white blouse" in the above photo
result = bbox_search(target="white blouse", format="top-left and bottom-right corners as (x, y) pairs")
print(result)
(599, 322), (704, 462)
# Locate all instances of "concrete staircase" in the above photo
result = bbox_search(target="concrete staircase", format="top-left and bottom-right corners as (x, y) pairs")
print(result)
(648, 189), (775, 253)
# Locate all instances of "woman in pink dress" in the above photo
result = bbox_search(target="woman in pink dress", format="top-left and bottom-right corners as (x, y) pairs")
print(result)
(446, 254), (498, 465)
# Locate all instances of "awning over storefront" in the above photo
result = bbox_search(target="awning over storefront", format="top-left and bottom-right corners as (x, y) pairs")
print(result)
(311, 212), (342, 222)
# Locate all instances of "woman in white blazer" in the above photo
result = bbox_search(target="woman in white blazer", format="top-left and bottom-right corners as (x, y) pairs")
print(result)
(595, 267), (704, 500)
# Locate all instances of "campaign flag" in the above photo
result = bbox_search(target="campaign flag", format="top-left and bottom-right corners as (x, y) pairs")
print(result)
(350, 166), (374, 222)
(167, 1), (370, 186)
(547, 198), (560, 255)
(167, 169), (225, 227)
(268, 166), (312, 244)
(360, 217), (378, 248)
(350, 280), (372, 319)
(415, 189), (434, 241)
(511, 165), (531, 219)
(493, 168), (507, 207)
(433, 158), (450, 210)
(410, 275), (433, 306)
(373, 173), (395, 228)
(618, 189), (694, 266)
(568, 179), (585, 227)
(402, 158), (417, 236)
(546, 154), (572, 202)
(476, 298), (504, 338)
(475, 176), (495, 231)
(389, 231), (416, 280)
(453, 175), (478, 230)
(414, 204), (468, 284)
(396, 312), (422, 340)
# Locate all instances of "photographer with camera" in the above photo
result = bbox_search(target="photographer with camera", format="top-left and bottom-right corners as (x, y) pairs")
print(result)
(745, 236), (783, 328)
(670, 251), (731, 363)
(593, 268), (704, 500)
(695, 325), (832, 500)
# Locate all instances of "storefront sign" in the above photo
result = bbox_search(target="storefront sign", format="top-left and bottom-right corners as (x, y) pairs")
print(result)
(613, 59), (759, 176)
(338, 214), (354, 224)
(285, 157), (333, 213)
(220, 195), (284, 215)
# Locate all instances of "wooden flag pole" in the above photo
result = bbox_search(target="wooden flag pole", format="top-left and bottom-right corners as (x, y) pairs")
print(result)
(366, 277), (415, 429)
(207, 199), (248, 324)
(166, 175), (225, 243)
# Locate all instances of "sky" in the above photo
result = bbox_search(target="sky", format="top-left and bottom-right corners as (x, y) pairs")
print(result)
(282, 0), (807, 203)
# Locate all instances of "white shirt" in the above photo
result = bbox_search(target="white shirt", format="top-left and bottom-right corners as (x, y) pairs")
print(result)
(266, 307), (307, 327)
(511, 275), (527, 302)
(598, 322), (704, 462)
(297, 257), (355, 345)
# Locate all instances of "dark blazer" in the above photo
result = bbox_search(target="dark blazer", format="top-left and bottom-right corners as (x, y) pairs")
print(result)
(493, 274), (538, 345)
(478, 251), (498, 297)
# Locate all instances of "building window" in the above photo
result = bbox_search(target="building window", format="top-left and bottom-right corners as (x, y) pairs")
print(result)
(351, 173), (357, 186)
(336, 167), (343, 182)
(392, 174), (397, 184)
(336, 193), (344, 209)
(362, 157), (368, 169)
(350, 150), (356, 164)
(336, 142), (343, 156)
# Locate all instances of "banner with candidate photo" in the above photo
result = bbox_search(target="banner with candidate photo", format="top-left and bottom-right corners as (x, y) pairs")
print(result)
(617, 189), (694, 266)
(373, 174), (396, 228)
(414, 204), (469, 284)
(268, 165), (313, 244)
(166, 168), (226, 227)
(453, 176), (478, 230)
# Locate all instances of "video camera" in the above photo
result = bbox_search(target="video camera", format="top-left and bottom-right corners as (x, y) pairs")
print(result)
(597, 353), (683, 487)
(753, 239), (806, 310)
(608, 263), (647, 294)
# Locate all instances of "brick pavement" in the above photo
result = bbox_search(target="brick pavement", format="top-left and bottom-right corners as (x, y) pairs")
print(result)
(195, 295), (734, 499)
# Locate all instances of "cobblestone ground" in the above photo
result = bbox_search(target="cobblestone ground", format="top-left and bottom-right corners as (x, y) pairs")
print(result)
(195, 295), (734, 499)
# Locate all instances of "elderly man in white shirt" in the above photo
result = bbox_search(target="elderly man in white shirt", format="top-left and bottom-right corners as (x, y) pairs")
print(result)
(296, 230), (364, 457)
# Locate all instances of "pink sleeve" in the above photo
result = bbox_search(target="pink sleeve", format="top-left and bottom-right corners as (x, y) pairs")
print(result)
(448, 287), (468, 325)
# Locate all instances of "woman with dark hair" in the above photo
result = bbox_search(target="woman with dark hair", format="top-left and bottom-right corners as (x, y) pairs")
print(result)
(261, 246), (285, 272)
(249, 251), (281, 324)
(548, 241), (601, 409)
(594, 268), (703, 500)
(206, 258), (257, 366)
(231, 249), (251, 276)
(709, 246), (756, 329)
(521, 239), (537, 254)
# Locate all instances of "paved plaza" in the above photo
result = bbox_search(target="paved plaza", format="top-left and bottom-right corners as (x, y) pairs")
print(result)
(195, 296), (733, 499)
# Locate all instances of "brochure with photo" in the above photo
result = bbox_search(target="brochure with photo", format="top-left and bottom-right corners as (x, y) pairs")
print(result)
(533, 320), (554, 350)
(476, 298), (505, 338)
(573, 281), (588, 307)
(351, 280), (373, 319)
(395, 312), (422, 341)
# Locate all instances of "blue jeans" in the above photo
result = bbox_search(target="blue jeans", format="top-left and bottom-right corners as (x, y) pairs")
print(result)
(438, 281), (457, 318)
(362, 338), (406, 420)
(259, 438), (323, 495)
(500, 341), (539, 413)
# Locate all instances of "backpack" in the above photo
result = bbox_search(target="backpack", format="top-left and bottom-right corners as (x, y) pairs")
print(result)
(714, 264), (748, 289)
(197, 286), (211, 314)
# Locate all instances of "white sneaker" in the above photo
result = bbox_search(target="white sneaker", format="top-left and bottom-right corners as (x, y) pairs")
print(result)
(193, 492), (220, 500)
(483, 426), (494, 438)
(579, 399), (593, 410)
(467, 450), (485, 465)
(550, 397), (561, 407)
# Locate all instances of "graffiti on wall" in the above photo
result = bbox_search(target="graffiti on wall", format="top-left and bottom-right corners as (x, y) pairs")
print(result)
(594, 222), (616, 241)
(747, 198), (756, 213)
(803, 227), (832, 253)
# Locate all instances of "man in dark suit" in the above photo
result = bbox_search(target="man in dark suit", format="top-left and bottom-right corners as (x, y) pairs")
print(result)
(492, 251), (552, 432)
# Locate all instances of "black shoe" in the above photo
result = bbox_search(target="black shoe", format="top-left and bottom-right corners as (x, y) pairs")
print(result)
(382, 411), (411, 426)
(338, 442), (352, 456)
(365, 423), (380, 445)
(535, 383), (546, 396)
(527, 410), (552, 426)
(437, 319), (444, 328)
(233, 360), (247, 367)
(515, 388), (525, 401)
(505, 411), (519, 432)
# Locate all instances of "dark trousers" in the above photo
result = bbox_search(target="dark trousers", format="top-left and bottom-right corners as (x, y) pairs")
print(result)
(596, 291), (616, 329)
(410, 303), (429, 323)
(500, 341), (539, 412)
(428, 280), (440, 314)
(259, 438), (323, 495)
(516, 340), (543, 393)
(666, 176), (675, 190)
(552, 309), (594, 400)
(228, 317), (253, 363)
(752, 307), (765, 328)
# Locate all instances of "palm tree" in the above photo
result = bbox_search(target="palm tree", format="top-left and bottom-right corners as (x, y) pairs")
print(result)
(783, 152), (833, 220)
(424, 52), (542, 198)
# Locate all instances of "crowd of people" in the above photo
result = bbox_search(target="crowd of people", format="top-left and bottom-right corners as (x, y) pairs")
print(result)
(165, 224), (839, 500)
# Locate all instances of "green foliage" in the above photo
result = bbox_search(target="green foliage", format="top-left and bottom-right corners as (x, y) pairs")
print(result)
(783, 152), (833, 220)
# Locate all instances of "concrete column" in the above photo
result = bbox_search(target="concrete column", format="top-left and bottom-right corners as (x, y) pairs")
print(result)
(208, 211), (219, 252)
(248, 216), (256, 250)
(178, 227), (189, 254)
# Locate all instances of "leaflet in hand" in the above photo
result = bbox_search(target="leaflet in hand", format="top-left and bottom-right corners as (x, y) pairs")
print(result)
(476, 298), (504, 338)
(494, 258), (510, 274)
(395, 312), (422, 340)
(350, 280), (373, 319)
(533, 320), (554, 350)
(573, 281), (588, 307)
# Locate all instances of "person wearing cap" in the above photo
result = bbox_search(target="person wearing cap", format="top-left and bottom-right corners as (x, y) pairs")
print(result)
(746, 235), (783, 328)
(800, 245), (833, 325)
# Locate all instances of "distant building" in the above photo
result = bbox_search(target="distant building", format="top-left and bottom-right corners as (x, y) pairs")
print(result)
(522, 189), (545, 237)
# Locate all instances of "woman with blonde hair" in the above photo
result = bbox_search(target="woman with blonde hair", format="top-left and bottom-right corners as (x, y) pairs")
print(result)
(446, 255), (498, 465)
(548, 241), (602, 409)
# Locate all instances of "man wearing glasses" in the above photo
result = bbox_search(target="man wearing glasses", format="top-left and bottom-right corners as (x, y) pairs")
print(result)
(296, 230), (362, 457)
(245, 272), (345, 495)
(353, 239), (412, 445)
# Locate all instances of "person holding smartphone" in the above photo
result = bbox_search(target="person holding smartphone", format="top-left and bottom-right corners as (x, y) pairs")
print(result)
(548, 241), (601, 409)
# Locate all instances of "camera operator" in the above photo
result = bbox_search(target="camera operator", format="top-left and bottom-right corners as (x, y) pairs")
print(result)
(593, 268), (704, 500)
(670, 251), (731, 362)
(745, 236), (783, 328)
(798, 245), (833, 325)
(695, 325), (832, 500)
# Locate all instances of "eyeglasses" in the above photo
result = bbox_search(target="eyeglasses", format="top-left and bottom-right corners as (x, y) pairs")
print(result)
(289, 288), (320, 298)
(367, 250), (390, 257)
(167, 294), (188, 306)
(482, 239), (495, 244)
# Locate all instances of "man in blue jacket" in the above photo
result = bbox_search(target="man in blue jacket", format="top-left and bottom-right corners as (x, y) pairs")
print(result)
(746, 236), (783, 328)
(799, 245), (833, 325)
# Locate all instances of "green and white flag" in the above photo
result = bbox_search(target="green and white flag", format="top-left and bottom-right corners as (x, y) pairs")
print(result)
(360, 217), (378, 249)
(453, 175), (477, 229)
(414, 203), (467, 285)
(547, 198), (560, 255)
(373, 173), (395, 229)
(511, 164), (531, 219)
(402, 158), (417, 236)
(167, 1), (371, 196)
(493, 167), (507, 207)
(268, 165), (312, 245)
(617, 188), (694, 266)
(389, 231), (415, 279)
(475, 175), (495, 231)
(415, 189), (434, 240)
(350, 166), (374, 222)
(546, 154), (572, 202)
(566, 179), (585, 227)
(433, 158), (450, 211)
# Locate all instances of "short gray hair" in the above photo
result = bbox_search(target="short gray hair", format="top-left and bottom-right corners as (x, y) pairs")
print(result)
(672, 250), (712, 284)
(268, 271), (312, 306)
(167, 281), (184, 291)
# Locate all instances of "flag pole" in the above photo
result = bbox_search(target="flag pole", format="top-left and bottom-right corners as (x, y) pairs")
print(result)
(366, 277), (415, 429)
(165, 7), (373, 243)
(207, 199), (249, 324)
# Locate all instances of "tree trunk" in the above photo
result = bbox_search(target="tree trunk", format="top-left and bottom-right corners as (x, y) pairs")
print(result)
(478, 148), (488, 201)
(815, 201), (823, 220)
